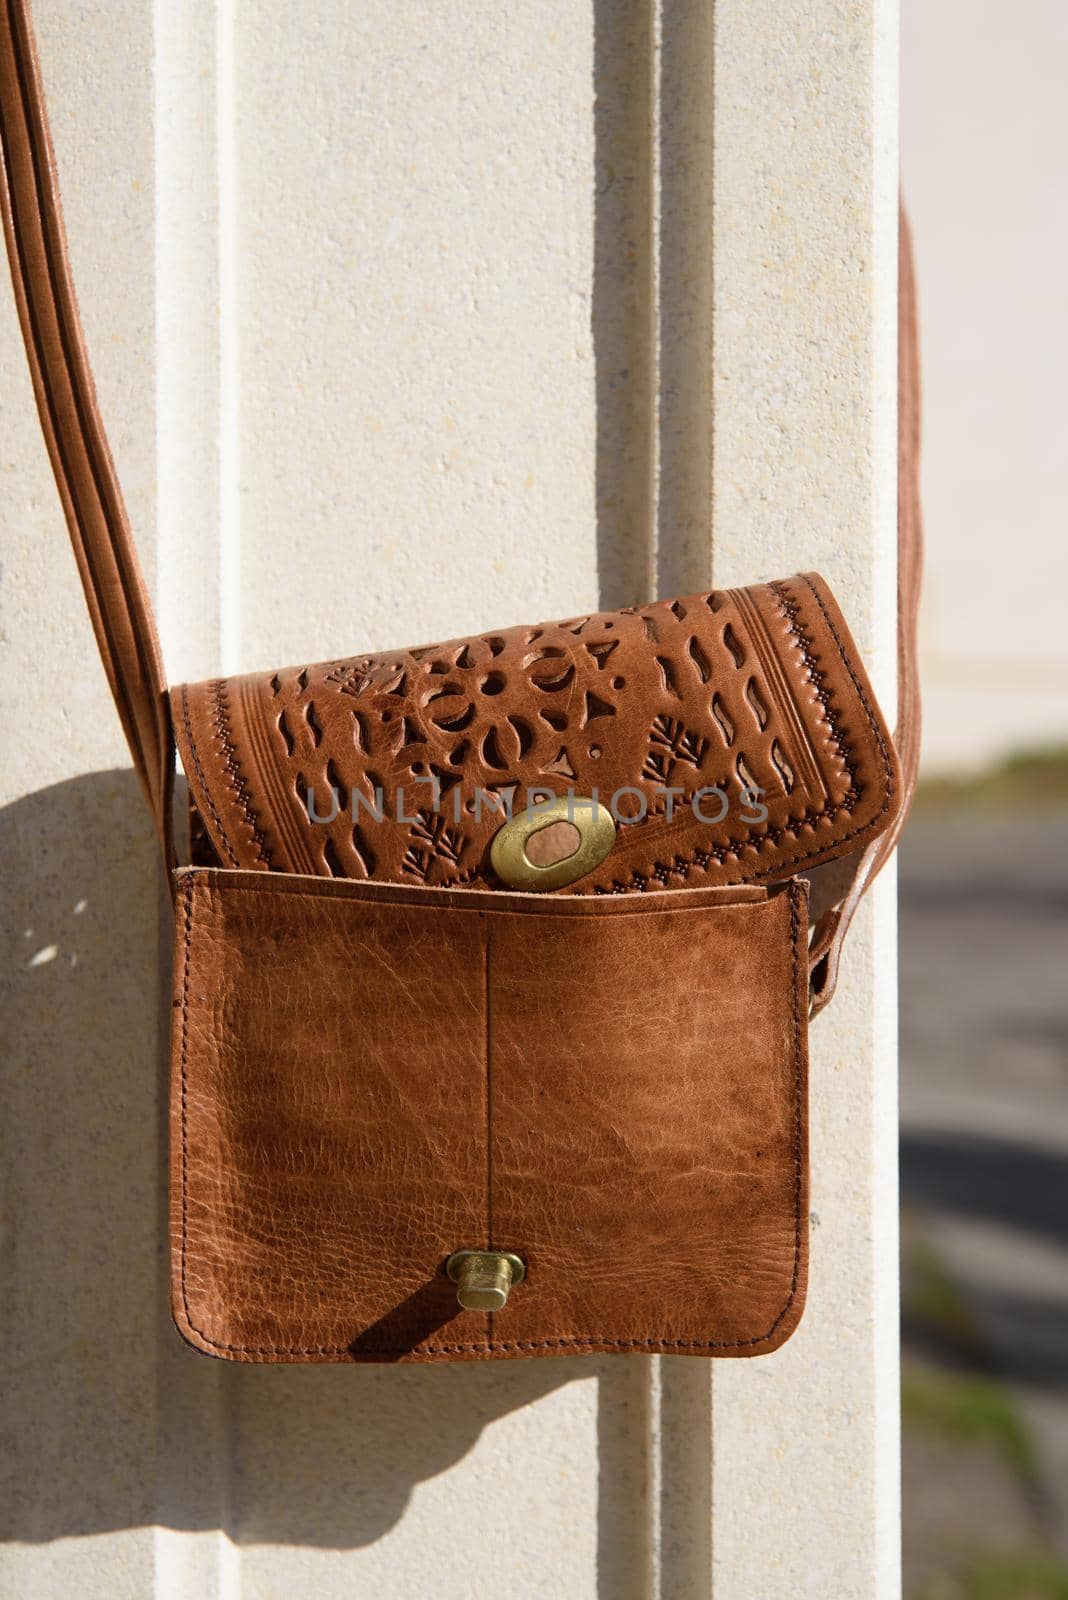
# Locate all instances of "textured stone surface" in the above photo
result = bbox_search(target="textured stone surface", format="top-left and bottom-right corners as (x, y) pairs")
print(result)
(705, 4), (900, 1596)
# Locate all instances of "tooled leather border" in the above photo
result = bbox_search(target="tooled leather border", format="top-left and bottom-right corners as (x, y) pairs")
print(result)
(177, 684), (239, 866)
(177, 680), (273, 869)
(174, 873), (807, 1358)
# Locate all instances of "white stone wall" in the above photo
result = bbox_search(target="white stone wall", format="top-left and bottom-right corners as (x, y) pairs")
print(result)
(0, 2), (899, 1595)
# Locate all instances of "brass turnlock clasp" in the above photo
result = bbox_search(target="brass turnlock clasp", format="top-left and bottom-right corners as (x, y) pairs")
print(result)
(489, 794), (616, 891)
(446, 1250), (526, 1312)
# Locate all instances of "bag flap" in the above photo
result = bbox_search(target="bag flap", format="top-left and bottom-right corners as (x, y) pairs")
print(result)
(173, 571), (900, 894)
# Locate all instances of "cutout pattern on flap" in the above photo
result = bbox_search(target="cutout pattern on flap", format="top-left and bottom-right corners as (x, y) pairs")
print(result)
(174, 573), (899, 895)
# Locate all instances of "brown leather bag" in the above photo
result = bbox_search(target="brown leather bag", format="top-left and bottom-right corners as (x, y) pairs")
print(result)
(0, 0), (920, 1363)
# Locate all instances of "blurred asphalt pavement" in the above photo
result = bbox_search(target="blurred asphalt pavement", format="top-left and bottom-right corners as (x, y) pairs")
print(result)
(899, 813), (1068, 1562)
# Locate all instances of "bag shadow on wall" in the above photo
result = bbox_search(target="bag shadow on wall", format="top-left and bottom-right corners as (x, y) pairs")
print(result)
(2, 770), (678, 1564)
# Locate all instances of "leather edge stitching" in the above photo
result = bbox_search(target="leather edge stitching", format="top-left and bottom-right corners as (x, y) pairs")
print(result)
(210, 678), (274, 868)
(175, 872), (775, 921)
(178, 683), (239, 867)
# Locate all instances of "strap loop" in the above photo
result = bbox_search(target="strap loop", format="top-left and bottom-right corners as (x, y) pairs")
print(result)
(809, 205), (923, 1014)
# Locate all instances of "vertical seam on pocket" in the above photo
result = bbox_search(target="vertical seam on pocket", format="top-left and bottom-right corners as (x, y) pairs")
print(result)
(787, 879), (805, 1318)
(484, 914), (495, 1350)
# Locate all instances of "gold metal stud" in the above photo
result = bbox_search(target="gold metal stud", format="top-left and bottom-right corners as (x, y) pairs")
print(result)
(489, 795), (616, 891)
(446, 1250), (526, 1312)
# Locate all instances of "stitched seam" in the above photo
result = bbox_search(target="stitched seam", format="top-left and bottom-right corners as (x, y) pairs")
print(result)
(240, 676), (317, 875)
(799, 573), (896, 783)
(772, 579), (855, 789)
(785, 880), (805, 1325)
(176, 877), (808, 1356)
(179, 684), (238, 866)
(732, 585), (826, 798)
(592, 576), (896, 894)
(176, 873), (772, 920)
(485, 918), (494, 1353)
(485, 917), (493, 1249)
(178, 875), (196, 1344)
(210, 679), (274, 868)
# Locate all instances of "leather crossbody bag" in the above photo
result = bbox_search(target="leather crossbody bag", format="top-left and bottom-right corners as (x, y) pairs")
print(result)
(1, 0), (921, 1363)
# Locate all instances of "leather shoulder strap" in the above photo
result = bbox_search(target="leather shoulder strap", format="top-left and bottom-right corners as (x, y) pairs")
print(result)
(808, 204), (923, 1015)
(0, 0), (173, 860)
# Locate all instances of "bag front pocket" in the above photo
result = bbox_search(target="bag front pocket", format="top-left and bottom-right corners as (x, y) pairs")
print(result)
(171, 869), (808, 1363)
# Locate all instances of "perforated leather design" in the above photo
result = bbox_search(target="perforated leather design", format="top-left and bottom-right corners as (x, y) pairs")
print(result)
(174, 572), (900, 895)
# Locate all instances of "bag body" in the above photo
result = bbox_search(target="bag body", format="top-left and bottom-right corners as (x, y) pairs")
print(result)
(1, 0), (919, 1364)
(165, 568), (896, 1361)
(173, 870), (809, 1362)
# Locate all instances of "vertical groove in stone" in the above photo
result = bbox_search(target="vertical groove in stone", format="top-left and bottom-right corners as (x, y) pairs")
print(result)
(656, 0), (716, 599)
(593, 0), (658, 611)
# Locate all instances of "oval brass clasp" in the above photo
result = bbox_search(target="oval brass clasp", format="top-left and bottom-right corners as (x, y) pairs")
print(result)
(446, 1250), (526, 1312)
(489, 794), (616, 891)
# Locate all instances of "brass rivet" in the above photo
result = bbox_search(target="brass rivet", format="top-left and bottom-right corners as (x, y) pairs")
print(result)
(446, 1250), (526, 1312)
(489, 795), (616, 891)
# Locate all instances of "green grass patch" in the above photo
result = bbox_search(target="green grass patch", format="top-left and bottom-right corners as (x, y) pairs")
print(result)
(914, 745), (1068, 814)
(915, 1551), (1068, 1600)
(902, 1225), (985, 1352)
(902, 1364), (1039, 1486)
